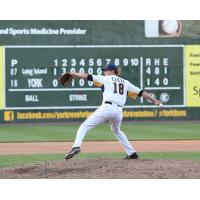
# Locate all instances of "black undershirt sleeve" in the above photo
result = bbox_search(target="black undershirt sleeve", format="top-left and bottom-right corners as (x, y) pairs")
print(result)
(101, 85), (104, 92)
(87, 75), (93, 81)
(138, 90), (143, 97)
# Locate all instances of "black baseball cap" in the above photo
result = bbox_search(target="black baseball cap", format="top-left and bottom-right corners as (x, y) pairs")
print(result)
(101, 64), (118, 71)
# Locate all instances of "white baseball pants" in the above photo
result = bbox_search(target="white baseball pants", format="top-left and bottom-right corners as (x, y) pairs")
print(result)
(72, 103), (136, 156)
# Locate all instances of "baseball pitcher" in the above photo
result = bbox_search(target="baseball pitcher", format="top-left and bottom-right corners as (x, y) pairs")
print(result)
(62, 64), (162, 160)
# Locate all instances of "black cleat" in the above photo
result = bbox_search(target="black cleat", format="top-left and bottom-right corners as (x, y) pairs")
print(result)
(125, 152), (139, 159)
(65, 147), (81, 160)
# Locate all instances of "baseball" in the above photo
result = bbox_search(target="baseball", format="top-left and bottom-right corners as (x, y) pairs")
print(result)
(161, 20), (179, 34)
(158, 103), (164, 108)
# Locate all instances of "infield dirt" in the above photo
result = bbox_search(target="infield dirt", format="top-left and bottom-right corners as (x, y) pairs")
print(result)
(0, 159), (200, 179)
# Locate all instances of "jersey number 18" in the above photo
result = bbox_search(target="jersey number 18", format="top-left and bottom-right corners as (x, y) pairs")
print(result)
(113, 83), (124, 95)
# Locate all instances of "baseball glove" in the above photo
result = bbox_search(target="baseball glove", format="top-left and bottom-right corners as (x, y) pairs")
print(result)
(59, 72), (73, 87)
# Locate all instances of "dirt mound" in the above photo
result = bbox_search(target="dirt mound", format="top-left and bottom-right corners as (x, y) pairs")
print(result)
(0, 159), (200, 179)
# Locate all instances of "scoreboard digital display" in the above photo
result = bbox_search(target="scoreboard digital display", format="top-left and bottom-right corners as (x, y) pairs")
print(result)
(4, 45), (184, 109)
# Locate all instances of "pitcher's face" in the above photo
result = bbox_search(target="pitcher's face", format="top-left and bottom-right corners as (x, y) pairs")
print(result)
(104, 70), (115, 76)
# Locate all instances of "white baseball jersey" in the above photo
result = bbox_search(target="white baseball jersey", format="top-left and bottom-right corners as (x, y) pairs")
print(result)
(92, 75), (142, 106)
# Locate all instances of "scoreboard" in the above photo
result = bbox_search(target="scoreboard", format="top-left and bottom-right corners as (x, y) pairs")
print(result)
(4, 45), (184, 109)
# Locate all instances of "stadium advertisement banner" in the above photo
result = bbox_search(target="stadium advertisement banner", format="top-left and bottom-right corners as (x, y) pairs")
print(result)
(1, 107), (200, 123)
(186, 45), (200, 107)
(1, 108), (200, 123)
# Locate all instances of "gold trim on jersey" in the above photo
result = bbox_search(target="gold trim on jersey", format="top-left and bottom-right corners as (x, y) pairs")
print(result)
(127, 91), (138, 99)
(93, 81), (103, 87)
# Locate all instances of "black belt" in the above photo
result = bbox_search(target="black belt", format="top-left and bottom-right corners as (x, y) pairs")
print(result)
(105, 101), (122, 107)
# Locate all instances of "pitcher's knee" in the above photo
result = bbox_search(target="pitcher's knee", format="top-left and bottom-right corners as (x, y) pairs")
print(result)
(111, 128), (121, 135)
(79, 123), (93, 133)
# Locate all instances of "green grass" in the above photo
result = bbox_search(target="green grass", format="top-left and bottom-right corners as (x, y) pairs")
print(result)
(0, 154), (64, 168)
(0, 122), (200, 142)
(0, 152), (200, 168)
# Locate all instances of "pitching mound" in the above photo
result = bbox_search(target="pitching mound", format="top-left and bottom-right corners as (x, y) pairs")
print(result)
(0, 159), (200, 179)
